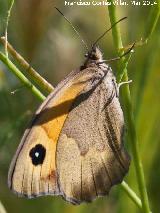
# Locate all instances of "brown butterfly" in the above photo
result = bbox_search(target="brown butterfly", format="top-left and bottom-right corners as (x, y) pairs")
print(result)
(8, 45), (130, 204)
(8, 10), (131, 204)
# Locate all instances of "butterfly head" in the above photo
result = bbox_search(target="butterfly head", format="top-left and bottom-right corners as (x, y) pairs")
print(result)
(84, 46), (103, 67)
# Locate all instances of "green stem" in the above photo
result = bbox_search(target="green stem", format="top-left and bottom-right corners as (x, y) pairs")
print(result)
(5, 0), (15, 57)
(0, 37), (54, 94)
(144, 3), (160, 42)
(121, 181), (142, 209)
(0, 51), (46, 101)
(0, 200), (7, 213)
(117, 51), (133, 83)
(108, 3), (151, 213)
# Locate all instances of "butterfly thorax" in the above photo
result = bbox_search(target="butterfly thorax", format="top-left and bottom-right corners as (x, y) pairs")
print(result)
(81, 46), (115, 85)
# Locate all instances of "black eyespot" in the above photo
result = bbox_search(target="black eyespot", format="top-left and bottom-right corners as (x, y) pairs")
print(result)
(29, 144), (46, 166)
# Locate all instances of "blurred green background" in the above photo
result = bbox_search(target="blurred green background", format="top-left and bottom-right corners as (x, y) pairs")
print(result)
(0, 0), (160, 213)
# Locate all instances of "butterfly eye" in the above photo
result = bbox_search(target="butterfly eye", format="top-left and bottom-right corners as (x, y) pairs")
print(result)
(29, 144), (46, 166)
(90, 54), (97, 60)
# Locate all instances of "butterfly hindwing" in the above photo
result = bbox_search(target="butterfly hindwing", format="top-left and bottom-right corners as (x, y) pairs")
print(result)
(56, 67), (130, 204)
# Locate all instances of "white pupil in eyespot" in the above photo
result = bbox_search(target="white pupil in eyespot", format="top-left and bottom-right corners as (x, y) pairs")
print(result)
(35, 152), (39, 158)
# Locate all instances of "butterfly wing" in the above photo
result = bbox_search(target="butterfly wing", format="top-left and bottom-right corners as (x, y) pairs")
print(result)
(8, 68), (97, 197)
(8, 65), (130, 202)
(56, 69), (130, 204)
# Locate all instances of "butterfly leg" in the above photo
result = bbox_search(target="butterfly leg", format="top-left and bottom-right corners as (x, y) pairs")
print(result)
(118, 80), (132, 89)
(116, 80), (132, 96)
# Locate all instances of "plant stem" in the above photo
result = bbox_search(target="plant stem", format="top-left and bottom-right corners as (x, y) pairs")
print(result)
(0, 200), (7, 213)
(144, 3), (160, 42)
(0, 37), (54, 94)
(117, 51), (133, 83)
(108, 3), (151, 213)
(5, 0), (15, 58)
(0, 51), (46, 101)
(121, 181), (142, 209)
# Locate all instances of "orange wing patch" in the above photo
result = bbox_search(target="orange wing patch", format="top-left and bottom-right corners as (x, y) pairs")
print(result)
(40, 81), (87, 141)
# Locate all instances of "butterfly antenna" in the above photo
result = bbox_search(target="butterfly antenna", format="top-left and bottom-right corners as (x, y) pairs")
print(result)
(55, 7), (89, 51)
(103, 42), (135, 63)
(93, 17), (127, 47)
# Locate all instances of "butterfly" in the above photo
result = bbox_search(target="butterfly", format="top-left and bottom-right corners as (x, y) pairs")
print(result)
(8, 44), (130, 204)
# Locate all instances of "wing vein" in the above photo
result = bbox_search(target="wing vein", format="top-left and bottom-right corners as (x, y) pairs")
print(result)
(90, 158), (98, 196)
(104, 109), (126, 171)
(31, 167), (34, 195)
(100, 155), (112, 185)
(81, 158), (83, 200)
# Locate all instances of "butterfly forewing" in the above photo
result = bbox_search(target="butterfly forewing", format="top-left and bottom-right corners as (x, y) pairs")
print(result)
(8, 68), (97, 197)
